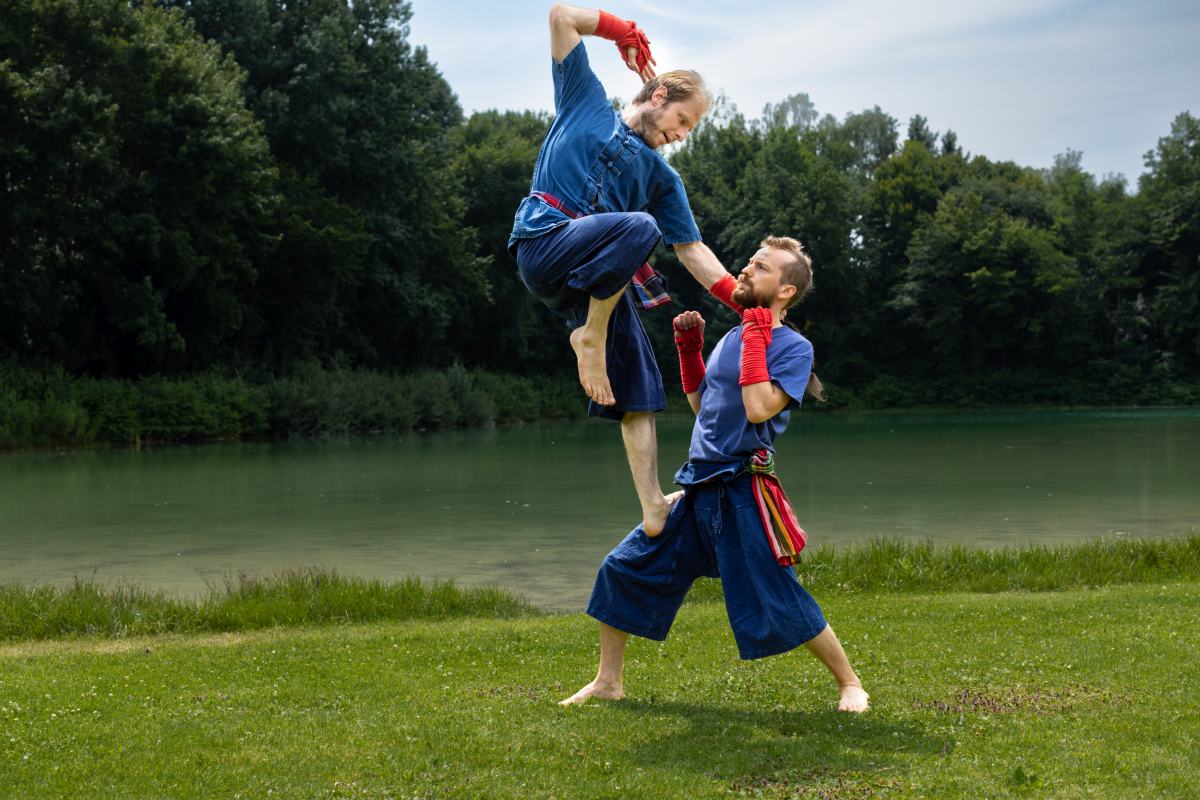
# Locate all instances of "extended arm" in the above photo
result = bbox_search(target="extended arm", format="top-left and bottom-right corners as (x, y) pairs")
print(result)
(550, 5), (656, 79)
(673, 241), (744, 313)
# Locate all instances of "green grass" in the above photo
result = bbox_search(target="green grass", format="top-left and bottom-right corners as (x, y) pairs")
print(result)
(0, 569), (539, 641)
(691, 534), (1200, 599)
(1, 583), (1196, 798)
(5, 536), (1197, 642)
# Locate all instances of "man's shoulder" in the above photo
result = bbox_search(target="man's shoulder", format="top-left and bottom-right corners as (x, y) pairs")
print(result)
(774, 326), (813, 354)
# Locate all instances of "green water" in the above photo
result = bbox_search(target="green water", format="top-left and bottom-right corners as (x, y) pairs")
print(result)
(2, 410), (1198, 609)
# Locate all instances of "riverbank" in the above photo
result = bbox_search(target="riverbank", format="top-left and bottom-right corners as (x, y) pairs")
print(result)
(4, 536), (1197, 641)
(0, 363), (592, 450)
(4, 361), (1198, 451)
(2, 581), (1196, 798)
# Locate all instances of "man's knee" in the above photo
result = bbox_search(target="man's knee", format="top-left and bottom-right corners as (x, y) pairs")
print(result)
(628, 212), (660, 243)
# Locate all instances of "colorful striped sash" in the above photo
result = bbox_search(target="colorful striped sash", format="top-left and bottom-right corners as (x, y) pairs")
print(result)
(749, 449), (808, 567)
(528, 191), (671, 310)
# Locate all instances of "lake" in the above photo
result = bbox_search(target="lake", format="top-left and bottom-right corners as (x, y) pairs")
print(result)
(2, 409), (1197, 609)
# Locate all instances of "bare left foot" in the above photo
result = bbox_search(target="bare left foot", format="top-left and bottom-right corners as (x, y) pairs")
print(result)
(643, 490), (684, 537)
(559, 679), (624, 706)
(569, 326), (615, 406)
(838, 683), (870, 713)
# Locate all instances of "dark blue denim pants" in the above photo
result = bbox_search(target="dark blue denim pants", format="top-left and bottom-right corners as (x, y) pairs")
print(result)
(515, 212), (665, 421)
(587, 475), (828, 660)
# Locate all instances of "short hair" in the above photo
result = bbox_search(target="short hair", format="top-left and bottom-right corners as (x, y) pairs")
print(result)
(632, 70), (712, 116)
(761, 236), (814, 309)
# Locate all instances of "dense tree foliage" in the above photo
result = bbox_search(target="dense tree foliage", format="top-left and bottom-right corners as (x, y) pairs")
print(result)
(1, 0), (276, 375)
(1, 3), (1197, 406)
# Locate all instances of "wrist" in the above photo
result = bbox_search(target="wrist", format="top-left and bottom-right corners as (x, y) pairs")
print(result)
(709, 274), (743, 314)
(594, 10), (631, 40)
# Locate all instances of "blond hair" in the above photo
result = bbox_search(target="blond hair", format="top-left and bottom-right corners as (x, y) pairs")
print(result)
(632, 70), (712, 116)
(761, 236), (825, 401)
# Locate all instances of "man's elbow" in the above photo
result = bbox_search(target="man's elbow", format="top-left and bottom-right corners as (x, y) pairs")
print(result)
(549, 4), (572, 30)
(743, 400), (772, 425)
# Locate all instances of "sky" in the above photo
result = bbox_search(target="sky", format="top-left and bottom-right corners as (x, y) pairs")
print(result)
(408, 0), (1199, 185)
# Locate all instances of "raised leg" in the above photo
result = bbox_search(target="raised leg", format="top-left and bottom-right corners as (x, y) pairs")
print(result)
(569, 287), (625, 406)
(559, 622), (629, 705)
(620, 411), (682, 536)
(803, 624), (870, 712)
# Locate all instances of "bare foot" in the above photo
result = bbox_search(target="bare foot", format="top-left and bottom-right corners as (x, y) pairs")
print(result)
(569, 326), (614, 406)
(643, 490), (684, 537)
(837, 683), (870, 713)
(559, 679), (624, 706)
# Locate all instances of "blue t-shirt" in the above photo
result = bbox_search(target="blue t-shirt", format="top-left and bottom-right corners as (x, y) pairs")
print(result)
(674, 325), (814, 486)
(507, 41), (702, 252)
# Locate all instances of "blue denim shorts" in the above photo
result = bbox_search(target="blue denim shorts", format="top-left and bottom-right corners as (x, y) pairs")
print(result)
(515, 212), (665, 421)
(586, 475), (828, 660)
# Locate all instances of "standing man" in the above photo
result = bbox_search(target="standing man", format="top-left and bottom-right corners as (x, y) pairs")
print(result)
(509, 4), (744, 535)
(561, 237), (870, 713)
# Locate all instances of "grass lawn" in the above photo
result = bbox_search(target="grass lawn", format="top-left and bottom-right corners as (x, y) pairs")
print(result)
(2, 581), (1197, 799)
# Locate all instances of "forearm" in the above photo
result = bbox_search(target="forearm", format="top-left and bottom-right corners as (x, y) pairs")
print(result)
(549, 4), (599, 60)
(672, 241), (731, 290)
(686, 391), (701, 415)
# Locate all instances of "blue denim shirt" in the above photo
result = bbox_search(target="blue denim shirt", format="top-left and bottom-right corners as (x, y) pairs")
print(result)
(674, 325), (814, 486)
(507, 42), (702, 254)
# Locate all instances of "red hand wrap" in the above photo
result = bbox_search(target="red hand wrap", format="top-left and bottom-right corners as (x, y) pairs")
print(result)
(708, 274), (744, 314)
(595, 10), (653, 73)
(739, 307), (773, 387)
(674, 322), (706, 394)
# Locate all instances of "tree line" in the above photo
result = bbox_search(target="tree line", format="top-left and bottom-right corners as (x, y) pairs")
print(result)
(2, 0), (1197, 408)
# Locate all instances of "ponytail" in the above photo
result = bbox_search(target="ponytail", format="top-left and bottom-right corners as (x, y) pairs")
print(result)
(782, 312), (827, 402)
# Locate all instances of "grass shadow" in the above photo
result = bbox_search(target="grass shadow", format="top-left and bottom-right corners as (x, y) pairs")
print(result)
(609, 697), (939, 791)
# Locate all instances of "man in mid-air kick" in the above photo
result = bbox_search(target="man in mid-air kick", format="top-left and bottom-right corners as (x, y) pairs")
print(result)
(509, 4), (744, 535)
(561, 237), (870, 713)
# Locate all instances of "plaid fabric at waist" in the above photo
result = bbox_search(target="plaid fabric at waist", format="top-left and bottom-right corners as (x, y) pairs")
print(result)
(528, 191), (670, 310)
(748, 449), (808, 567)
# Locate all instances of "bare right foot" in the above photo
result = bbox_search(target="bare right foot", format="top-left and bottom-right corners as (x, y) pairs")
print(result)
(570, 326), (615, 406)
(837, 683), (870, 713)
(558, 679), (624, 706)
(643, 490), (684, 537)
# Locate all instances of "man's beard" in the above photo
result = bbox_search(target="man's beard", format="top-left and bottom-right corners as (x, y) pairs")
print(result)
(732, 282), (768, 308)
(632, 105), (665, 148)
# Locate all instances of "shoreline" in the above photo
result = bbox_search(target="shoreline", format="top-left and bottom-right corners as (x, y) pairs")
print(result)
(4, 535), (1197, 643)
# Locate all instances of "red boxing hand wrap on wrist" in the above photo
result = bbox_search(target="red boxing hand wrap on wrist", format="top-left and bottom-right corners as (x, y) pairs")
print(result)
(709, 274), (744, 314)
(739, 307), (774, 387)
(674, 324), (706, 394)
(595, 10), (653, 73)
(594, 10), (629, 39)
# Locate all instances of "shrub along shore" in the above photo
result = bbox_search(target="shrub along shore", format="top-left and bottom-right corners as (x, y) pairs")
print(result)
(4, 361), (1199, 452)
(0, 362), (591, 449)
(2, 536), (1196, 642)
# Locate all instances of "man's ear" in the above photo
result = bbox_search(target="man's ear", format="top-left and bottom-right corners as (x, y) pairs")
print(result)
(778, 283), (798, 303)
(651, 85), (669, 106)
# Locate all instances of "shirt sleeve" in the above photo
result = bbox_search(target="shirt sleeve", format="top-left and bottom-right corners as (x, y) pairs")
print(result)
(768, 334), (814, 410)
(552, 41), (607, 115)
(647, 169), (702, 245)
